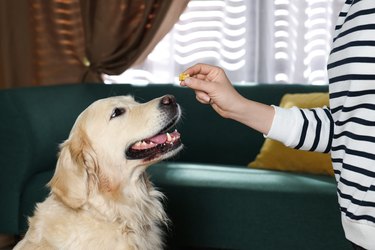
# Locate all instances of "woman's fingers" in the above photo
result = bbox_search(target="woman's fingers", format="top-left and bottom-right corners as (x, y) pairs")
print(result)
(195, 90), (211, 104)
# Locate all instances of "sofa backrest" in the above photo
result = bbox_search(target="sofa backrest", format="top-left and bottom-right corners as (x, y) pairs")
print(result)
(0, 83), (327, 234)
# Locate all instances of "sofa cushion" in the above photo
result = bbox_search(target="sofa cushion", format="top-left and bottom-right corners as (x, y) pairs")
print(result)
(20, 163), (350, 249)
(249, 92), (334, 176)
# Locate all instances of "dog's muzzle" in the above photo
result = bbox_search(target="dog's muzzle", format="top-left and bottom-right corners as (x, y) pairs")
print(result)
(125, 95), (183, 161)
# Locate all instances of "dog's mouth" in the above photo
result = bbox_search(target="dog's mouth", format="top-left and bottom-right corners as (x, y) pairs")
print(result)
(125, 118), (182, 161)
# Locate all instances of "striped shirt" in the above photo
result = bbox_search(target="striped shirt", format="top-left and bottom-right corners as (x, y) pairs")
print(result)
(268, 0), (375, 248)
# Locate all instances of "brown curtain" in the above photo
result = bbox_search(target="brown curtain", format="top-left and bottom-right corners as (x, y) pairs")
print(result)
(0, 1), (34, 89)
(0, 0), (188, 88)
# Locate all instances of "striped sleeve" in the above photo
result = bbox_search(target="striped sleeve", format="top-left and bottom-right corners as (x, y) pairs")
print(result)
(267, 105), (333, 153)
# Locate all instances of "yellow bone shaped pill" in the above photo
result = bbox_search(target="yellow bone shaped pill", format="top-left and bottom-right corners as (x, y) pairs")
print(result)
(179, 73), (190, 81)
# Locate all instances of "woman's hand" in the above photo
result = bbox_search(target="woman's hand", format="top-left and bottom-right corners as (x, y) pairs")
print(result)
(180, 63), (247, 119)
(180, 63), (275, 135)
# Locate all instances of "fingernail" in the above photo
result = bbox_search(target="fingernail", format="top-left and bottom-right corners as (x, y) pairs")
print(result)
(184, 78), (191, 84)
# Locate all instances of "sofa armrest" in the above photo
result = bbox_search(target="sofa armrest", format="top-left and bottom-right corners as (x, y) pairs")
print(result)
(0, 85), (100, 233)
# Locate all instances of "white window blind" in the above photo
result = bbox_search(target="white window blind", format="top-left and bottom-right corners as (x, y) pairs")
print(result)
(104, 0), (345, 85)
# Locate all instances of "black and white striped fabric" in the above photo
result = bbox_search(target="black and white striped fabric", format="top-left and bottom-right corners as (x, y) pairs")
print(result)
(268, 0), (375, 248)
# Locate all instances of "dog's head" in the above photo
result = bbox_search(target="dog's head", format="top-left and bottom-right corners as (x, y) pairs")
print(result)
(48, 95), (183, 209)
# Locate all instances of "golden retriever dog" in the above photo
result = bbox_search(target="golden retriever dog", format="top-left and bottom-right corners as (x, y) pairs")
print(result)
(14, 95), (183, 250)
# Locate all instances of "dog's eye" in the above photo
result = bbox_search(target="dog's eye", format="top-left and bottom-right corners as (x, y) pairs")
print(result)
(110, 107), (126, 119)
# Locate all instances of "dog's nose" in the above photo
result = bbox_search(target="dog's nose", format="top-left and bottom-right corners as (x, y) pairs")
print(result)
(160, 95), (176, 106)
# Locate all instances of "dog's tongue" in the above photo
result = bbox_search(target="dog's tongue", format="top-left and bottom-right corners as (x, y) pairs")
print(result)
(130, 130), (181, 150)
(149, 134), (167, 144)
(149, 130), (180, 144)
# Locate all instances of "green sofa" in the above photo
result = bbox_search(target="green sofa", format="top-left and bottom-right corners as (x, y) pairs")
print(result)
(0, 83), (351, 250)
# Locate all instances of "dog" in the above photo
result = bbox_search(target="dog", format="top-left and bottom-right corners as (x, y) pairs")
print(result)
(14, 94), (183, 250)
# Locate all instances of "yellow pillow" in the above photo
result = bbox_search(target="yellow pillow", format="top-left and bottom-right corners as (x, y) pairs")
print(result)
(248, 92), (334, 176)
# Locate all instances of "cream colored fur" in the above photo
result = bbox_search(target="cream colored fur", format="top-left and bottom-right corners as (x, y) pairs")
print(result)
(14, 95), (182, 250)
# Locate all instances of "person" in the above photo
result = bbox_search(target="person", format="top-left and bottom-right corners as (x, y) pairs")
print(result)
(180, 1), (375, 249)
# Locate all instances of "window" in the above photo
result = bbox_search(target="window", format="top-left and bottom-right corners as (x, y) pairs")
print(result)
(104, 0), (345, 85)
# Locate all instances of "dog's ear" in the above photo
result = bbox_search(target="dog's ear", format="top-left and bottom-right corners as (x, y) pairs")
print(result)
(48, 127), (97, 209)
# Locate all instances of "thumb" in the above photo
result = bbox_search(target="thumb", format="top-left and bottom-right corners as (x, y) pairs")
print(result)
(184, 77), (213, 94)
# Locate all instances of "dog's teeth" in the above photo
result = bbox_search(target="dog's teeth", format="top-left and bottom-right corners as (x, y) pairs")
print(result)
(166, 133), (172, 142)
(135, 142), (141, 147)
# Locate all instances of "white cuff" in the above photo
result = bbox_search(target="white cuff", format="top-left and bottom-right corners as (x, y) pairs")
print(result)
(266, 105), (301, 147)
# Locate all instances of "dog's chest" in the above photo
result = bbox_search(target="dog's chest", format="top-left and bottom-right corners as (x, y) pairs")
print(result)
(120, 223), (163, 250)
